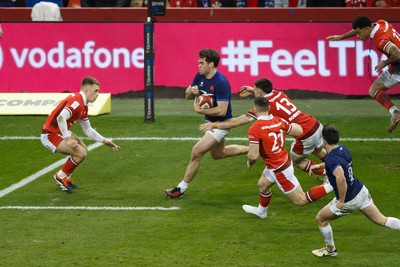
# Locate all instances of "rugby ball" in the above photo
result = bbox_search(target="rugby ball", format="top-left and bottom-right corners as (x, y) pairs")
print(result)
(197, 94), (215, 109)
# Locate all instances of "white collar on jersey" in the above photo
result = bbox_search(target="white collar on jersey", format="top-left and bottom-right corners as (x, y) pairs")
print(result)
(370, 21), (388, 39)
(79, 91), (88, 106)
(257, 115), (273, 120)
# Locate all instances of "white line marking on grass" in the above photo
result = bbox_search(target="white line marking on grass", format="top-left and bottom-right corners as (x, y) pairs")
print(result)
(1, 135), (399, 199)
(1, 136), (400, 142)
(0, 206), (180, 211)
(0, 142), (103, 199)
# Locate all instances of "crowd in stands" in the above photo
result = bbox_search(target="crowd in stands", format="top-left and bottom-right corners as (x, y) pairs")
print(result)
(0, 0), (398, 8)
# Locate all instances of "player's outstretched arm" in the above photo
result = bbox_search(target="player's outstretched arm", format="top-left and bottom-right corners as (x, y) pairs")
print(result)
(326, 29), (356, 41)
(199, 114), (253, 132)
(80, 119), (119, 151)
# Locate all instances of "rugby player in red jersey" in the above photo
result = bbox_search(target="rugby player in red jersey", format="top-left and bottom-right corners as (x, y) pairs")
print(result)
(327, 15), (400, 132)
(41, 76), (120, 193)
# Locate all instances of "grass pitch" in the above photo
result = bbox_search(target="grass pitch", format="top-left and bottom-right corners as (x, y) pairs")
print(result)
(1, 98), (400, 266)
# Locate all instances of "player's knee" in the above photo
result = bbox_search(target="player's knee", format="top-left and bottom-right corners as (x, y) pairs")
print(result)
(369, 86), (380, 98)
(190, 148), (205, 161)
(210, 153), (223, 160)
(315, 212), (328, 226)
(75, 150), (87, 162)
(291, 196), (309, 207)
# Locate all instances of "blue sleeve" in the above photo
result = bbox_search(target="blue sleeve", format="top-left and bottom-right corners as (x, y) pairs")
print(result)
(191, 73), (201, 87)
(215, 80), (231, 102)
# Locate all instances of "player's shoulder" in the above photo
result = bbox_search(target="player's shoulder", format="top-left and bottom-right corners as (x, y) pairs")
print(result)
(213, 70), (229, 83)
(267, 89), (288, 101)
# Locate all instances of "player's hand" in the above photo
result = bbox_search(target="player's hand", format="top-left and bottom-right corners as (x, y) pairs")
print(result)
(336, 200), (345, 209)
(199, 122), (212, 132)
(374, 61), (387, 72)
(185, 85), (199, 100)
(239, 86), (254, 97)
(326, 35), (342, 41)
(308, 164), (322, 176)
(189, 85), (199, 96)
(103, 139), (120, 151)
(193, 97), (203, 114)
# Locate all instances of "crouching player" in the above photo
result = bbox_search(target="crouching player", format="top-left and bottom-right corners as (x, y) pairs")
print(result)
(40, 76), (120, 193)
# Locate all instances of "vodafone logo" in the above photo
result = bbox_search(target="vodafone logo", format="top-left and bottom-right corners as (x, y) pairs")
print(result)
(0, 45), (3, 70)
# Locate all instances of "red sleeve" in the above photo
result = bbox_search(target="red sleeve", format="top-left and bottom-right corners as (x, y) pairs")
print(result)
(246, 107), (257, 120)
(248, 123), (260, 144)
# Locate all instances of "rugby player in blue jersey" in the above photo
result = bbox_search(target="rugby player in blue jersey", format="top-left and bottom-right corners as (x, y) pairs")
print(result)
(164, 49), (249, 198)
(310, 125), (400, 257)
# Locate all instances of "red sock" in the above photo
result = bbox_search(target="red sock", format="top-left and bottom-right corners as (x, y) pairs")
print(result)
(374, 91), (395, 111)
(61, 156), (78, 176)
(259, 191), (272, 207)
(305, 185), (327, 203)
(303, 160), (325, 176)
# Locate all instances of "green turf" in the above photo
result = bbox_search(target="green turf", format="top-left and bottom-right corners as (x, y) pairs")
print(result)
(0, 98), (399, 266)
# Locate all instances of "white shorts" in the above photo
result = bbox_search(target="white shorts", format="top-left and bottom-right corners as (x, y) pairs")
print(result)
(378, 65), (400, 89)
(263, 159), (300, 194)
(328, 186), (373, 216)
(290, 123), (323, 157)
(206, 128), (230, 143)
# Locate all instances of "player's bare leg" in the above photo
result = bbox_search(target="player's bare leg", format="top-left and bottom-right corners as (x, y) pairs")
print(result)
(369, 80), (400, 132)
(164, 133), (217, 198)
(210, 139), (248, 159)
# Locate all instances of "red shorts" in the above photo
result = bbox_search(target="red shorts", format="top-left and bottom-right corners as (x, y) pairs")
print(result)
(40, 131), (63, 153)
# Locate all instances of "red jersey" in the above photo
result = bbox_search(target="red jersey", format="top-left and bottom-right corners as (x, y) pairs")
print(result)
(248, 115), (292, 169)
(247, 90), (319, 140)
(43, 92), (88, 135)
(371, 20), (400, 61)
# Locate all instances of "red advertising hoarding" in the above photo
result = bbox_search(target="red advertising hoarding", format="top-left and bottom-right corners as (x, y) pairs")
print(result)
(0, 22), (399, 95)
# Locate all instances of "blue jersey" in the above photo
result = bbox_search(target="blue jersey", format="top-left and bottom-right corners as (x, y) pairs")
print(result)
(325, 145), (364, 202)
(191, 70), (232, 122)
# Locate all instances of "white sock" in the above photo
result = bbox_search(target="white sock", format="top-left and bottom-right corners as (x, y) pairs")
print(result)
(257, 204), (267, 214)
(178, 181), (190, 192)
(389, 107), (399, 116)
(57, 170), (68, 179)
(319, 224), (335, 250)
(385, 217), (400, 231)
(323, 184), (334, 193)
